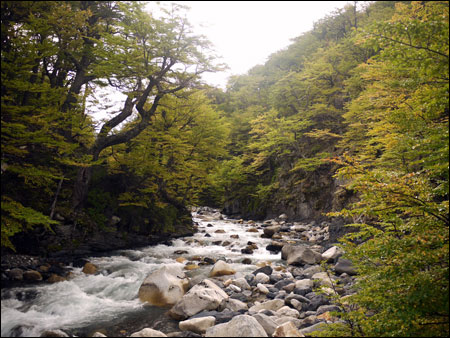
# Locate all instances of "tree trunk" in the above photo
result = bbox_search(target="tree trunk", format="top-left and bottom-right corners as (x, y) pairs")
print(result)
(71, 166), (93, 212)
(50, 176), (64, 219)
(71, 149), (99, 212)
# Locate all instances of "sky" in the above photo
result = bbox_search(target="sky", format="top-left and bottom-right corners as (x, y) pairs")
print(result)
(155, 1), (352, 88)
(90, 1), (352, 124)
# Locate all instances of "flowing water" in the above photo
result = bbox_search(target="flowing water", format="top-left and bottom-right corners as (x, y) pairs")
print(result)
(1, 210), (283, 337)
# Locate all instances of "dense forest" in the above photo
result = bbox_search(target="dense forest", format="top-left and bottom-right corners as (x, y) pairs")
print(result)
(1, 1), (448, 337)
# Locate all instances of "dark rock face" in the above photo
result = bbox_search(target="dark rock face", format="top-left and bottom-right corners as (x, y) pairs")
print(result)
(222, 165), (358, 242)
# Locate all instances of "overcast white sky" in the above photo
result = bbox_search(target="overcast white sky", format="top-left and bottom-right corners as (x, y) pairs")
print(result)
(155, 1), (352, 88)
(90, 1), (352, 124)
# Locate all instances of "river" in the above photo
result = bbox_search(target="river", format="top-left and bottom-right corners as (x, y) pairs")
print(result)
(1, 209), (283, 337)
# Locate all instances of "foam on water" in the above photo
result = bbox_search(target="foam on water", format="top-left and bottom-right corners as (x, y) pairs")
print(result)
(1, 211), (282, 337)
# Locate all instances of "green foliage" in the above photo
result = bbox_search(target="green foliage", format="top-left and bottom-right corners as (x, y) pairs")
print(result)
(320, 2), (449, 336)
(108, 90), (229, 211)
(1, 1), (224, 246)
(1, 196), (58, 251)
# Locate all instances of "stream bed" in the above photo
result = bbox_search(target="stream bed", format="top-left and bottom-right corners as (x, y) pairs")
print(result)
(1, 209), (284, 337)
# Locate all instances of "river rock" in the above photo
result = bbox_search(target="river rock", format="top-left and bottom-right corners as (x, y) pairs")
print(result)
(311, 272), (335, 287)
(138, 265), (189, 307)
(316, 304), (341, 315)
(249, 299), (285, 313)
(276, 306), (300, 318)
(257, 283), (269, 294)
(301, 265), (323, 278)
(251, 313), (278, 336)
(334, 258), (357, 275)
(266, 241), (284, 253)
(263, 225), (280, 238)
(6, 268), (23, 281)
(241, 247), (254, 254)
(290, 299), (303, 311)
(209, 260), (236, 277)
(254, 272), (270, 284)
(304, 292), (329, 311)
(299, 322), (328, 335)
(278, 214), (288, 221)
(274, 317), (303, 328)
(130, 328), (167, 337)
(82, 262), (98, 275)
(219, 298), (248, 312)
(169, 279), (229, 320)
(39, 330), (70, 337)
(47, 274), (66, 283)
(253, 265), (273, 276)
(205, 315), (268, 337)
(23, 270), (43, 281)
(273, 321), (305, 337)
(232, 277), (251, 290)
(179, 316), (216, 334)
(281, 245), (323, 266)
(321, 246), (343, 262)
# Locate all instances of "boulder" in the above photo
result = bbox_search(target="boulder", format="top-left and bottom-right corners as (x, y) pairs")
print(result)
(299, 322), (328, 335)
(311, 272), (335, 287)
(47, 274), (66, 283)
(205, 315), (268, 337)
(39, 330), (69, 337)
(295, 279), (314, 290)
(252, 313), (279, 336)
(253, 265), (273, 276)
(179, 316), (216, 334)
(209, 260), (236, 277)
(23, 270), (43, 281)
(276, 306), (300, 318)
(263, 225), (280, 238)
(302, 265), (323, 278)
(249, 299), (285, 313)
(273, 321), (304, 337)
(232, 277), (251, 290)
(254, 272), (270, 284)
(266, 241), (284, 253)
(82, 262), (98, 275)
(281, 245), (323, 266)
(278, 214), (288, 221)
(316, 304), (341, 315)
(257, 283), (269, 294)
(219, 298), (248, 312)
(169, 279), (229, 320)
(290, 299), (303, 311)
(138, 265), (189, 307)
(130, 328), (167, 337)
(334, 258), (357, 275)
(274, 317), (303, 328)
(321, 246), (343, 262)
(7, 268), (23, 281)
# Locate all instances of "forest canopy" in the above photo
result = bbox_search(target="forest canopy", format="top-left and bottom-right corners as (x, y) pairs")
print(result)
(1, 1), (448, 336)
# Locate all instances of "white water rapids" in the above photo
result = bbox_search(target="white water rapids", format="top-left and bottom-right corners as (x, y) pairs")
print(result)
(1, 210), (283, 337)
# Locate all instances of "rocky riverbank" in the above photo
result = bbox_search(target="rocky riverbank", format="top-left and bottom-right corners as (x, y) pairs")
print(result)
(1, 208), (357, 337)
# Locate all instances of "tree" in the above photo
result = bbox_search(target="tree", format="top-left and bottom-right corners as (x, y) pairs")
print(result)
(108, 90), (229, 211)
(1, 1), (97, 249)
(1, 1), (222, 248)
(71, 2), (222, 210)
(323, 2), (449, 336)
